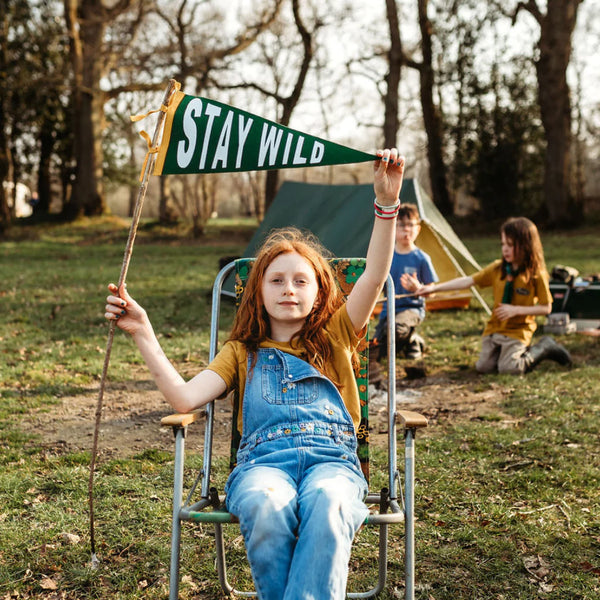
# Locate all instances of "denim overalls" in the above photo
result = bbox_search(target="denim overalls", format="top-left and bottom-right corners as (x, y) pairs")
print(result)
(225, 348), (368, 600)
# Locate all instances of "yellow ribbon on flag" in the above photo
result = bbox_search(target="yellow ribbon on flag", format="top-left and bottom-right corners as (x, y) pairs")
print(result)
(130, 81), (182, 181)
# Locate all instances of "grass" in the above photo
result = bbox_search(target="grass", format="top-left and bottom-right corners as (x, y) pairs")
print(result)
(1, 217), (599, 599)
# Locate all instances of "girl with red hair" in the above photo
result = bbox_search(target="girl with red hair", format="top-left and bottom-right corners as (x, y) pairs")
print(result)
(105, 148), (405, 599)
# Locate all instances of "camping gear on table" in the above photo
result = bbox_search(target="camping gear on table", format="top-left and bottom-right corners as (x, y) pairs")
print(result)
(544, 312), (577, 335)
(549, 265), (600, 330)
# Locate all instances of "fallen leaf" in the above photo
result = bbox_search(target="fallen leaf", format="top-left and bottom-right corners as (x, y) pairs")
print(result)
(40, 576), (58, 590)
(60, 532), (80, 545)
(523, 555), (552, 580)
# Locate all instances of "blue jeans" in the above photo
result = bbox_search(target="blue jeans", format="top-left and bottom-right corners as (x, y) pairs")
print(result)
(225, 349), (368, 600)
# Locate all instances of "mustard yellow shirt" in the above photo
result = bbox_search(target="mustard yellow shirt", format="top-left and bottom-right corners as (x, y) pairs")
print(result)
(472, 259), (552, 345)
(207, 304), (365, 434)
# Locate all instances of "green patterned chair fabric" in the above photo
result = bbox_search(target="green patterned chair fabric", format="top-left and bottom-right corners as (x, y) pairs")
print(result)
(231, 257), (370, 480)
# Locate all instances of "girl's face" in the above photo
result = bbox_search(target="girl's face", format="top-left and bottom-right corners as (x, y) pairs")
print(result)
(261, 251), (319, 335)
(501, 232), (517, 266)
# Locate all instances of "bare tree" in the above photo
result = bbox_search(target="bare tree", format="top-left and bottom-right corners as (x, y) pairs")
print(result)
(61, 0), (284, 221)
(512, 0), (584, 226)
(382, 0), (402, 148)
(411, 0), (452, 215)
(152, 0), (284, 224)
(216, 0), (319, 213)
(155, 0), (284, 89)
(263, 0), (316, 212)
(0, 3), (12, 233)
(171, 174), (217, 237)
(383, 0), (452, 214)
(232, 171), (264, 218)
(63, 0), (153, 218)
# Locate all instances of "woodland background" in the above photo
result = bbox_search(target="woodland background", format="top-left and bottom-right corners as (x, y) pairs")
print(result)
(2, 3), (600, 597)
(1, 0), (599, 236)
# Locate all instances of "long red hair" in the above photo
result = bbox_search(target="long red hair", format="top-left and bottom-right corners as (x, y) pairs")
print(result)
(228, 227), (346, 381)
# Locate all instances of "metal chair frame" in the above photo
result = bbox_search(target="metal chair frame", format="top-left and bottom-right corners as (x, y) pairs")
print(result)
(161, 260), (428, 599)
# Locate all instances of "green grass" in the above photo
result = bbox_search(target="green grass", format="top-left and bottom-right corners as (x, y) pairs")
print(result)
(1, 218), (599, 599)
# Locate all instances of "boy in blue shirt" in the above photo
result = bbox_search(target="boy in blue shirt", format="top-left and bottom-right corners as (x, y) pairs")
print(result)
(373, 204), (438, 362)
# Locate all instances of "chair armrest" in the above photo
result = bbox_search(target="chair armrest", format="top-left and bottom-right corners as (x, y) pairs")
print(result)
(397, 410), (428, 429)
(161, 410), (204, 428)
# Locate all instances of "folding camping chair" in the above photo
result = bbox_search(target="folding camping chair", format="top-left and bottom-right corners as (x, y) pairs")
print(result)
(161, 258), (428, 599)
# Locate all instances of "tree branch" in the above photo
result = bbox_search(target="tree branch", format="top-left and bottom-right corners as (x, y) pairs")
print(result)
(104, 81), (167, 100)
(513, 0), (543, 26)
(214, 79), (284, 105)
(208, 0), (285, 61)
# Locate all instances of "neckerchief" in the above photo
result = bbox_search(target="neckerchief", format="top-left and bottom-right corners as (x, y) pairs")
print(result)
(501, 264), (520, 304)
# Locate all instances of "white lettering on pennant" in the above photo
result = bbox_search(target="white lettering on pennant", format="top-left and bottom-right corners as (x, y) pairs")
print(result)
(310, 141), (325, 164)
(199, 103), (222, 169)
(177, 98), (203, 168)
(211, 110), (233, 169)
(258, 124), (284, 167)
(293, 136), (308, 165)
(236, 115), (254, 169)
(176, 99), (330, 172)
(282, 132), (294, 165)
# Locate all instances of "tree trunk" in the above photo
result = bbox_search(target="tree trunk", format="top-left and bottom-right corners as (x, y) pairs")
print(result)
(0, 135), (11, 231)
(384, 0), (452, 215)
(416, 0), (453, 216)
(383, 0), (402, 148)
(159, 176), (177, 223)
(264, 170), (280, 217)
(535, 0), (581, 226)
(37, 120), (55, 215)
(76, 86), (105, 216)
(0, 8), (12, 233)
(64, 0), (132, 218)
(263, 0), (313, 213)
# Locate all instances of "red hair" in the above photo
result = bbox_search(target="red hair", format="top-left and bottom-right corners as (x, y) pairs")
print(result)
(229, 227), (347, 382)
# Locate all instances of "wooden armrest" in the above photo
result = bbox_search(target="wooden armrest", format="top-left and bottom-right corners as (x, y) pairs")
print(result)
(160, 410), (204, 428)
(397, 410), (428, 429)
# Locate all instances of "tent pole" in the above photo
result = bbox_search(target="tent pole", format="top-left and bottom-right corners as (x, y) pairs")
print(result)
(468, 285), (491, 316)
(423, 219), (491, 315)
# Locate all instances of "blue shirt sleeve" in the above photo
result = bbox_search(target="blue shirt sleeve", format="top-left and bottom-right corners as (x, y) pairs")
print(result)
(419, 252), (438, 286)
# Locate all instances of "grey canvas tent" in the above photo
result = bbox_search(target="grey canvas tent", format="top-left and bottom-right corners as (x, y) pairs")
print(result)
(230, 179), (489, 312)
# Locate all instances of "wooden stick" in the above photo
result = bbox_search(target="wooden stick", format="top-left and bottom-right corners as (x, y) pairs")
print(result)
(87, 79), (179, 567)
(376, 292), (420, 302)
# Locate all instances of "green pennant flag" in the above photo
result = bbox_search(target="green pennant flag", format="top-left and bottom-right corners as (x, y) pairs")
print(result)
(154, 90), (376, 175)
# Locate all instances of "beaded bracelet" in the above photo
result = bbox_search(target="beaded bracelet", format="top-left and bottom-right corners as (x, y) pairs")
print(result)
(374, 205), (400, 219)
(374, 198), (401, 219)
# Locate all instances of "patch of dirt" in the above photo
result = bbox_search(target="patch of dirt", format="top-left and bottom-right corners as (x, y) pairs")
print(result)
(368, 373), (516, 448)
(29, 379), (234, 459)
(28, 367), (515, 460)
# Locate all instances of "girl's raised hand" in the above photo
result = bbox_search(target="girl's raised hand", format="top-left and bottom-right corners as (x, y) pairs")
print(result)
(373, 148), (405, 205)
(104, 283), (148, 336)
